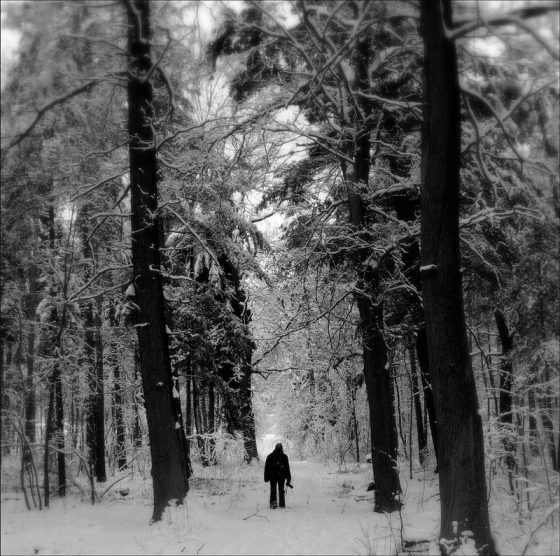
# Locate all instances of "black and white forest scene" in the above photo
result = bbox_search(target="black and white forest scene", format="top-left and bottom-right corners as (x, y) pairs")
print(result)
(0, 1), (558, 554)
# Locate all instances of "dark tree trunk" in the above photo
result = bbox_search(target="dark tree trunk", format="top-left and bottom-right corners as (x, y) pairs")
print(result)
(184, 365), (193, 476)
(53, 363), (66, 497)
(494, 308), (517, 476)
(239, 366), (259, 462)
(125, 0), (188, 522)
(0, 339), (6, 460)
(357, 292), (401, 511)
(132, 345), (142, 448)
(93, 296), (106, 481)
(541, 365), (559, 472)
(420, 0), (494, 551)
(494, 309), (514, 425)
(43, 379), (55, 507)
(416, 327), (439, 467)
(107, 303), (126, 470)
(46, 205), (66, 498)
(83, 297), (106, 482)
(78, 202), (107, 484)
(192, 375), (209, 466)
(408, 340), (427, 465)
(347, 30), (401, 512)
(113, 361), (127, 471)
(394, 367), (408, 458)
(206, 382), (216, 464)
(24, 272), (38, 444)
(218, 254), (259, 462)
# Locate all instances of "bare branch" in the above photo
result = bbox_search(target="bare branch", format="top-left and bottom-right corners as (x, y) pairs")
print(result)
(2, 79), (105, 152)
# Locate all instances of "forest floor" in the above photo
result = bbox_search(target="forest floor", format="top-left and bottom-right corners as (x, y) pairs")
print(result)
(1, 455), (558, 555)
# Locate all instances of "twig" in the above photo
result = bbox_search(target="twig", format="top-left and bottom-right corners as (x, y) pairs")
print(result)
(242, 512), (269, 521)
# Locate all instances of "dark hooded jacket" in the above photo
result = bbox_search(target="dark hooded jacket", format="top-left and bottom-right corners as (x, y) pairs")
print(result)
(264, 445), (291, 483)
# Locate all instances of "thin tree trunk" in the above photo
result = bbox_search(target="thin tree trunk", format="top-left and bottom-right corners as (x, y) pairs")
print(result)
(416, 327), (439, 466)
(192, 375), (208, 466)
(420, 0), (494, 550)
(394, 368), (408, 458)
(125, 0), (188, 522)
(24, 226), (39, 445)
(132, 345), (142, 448)
(185, 365), (192, 476)
(24, 309), (37, 444)
(494, 308), (516, 476)
(93, 296), (106, 482)
(53, 363), (66, 497)
(113, 360), (127, 471)
(43, 379), (54, 507)
(1, 339), (11, 459)
(206, 383), (216, 464)
(408, 341), (427, 465)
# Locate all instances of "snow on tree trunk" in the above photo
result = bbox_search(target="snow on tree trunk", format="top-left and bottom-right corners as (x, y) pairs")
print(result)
(420, 0), (495, 551)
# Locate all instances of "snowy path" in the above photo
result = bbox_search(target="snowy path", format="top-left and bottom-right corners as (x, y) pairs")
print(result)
(1, 460), (441, 555)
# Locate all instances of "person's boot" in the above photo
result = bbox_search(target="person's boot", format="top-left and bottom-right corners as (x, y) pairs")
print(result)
(270, 501), (277, 509)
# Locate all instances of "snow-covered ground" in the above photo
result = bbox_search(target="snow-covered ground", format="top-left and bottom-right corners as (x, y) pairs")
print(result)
(1, 456), (442, 555)
(1, 454), (558, 555)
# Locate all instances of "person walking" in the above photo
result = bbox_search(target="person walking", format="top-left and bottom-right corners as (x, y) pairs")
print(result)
(264, 443), (292, 508)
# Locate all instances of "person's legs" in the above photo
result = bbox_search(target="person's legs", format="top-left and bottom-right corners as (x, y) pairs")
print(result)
(278, 479), (286, 507)
(270, 479), (278, 508)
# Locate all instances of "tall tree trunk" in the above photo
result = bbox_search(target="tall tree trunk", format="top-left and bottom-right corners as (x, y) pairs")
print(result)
(126, 0), (188, 522)
(347, 29), (401, 512)
(420, 0), (494, 551)
(408, 340), (427, 465)
(356, 292), (401, 511)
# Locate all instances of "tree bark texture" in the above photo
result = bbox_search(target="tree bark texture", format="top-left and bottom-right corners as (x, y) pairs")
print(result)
(348, 30), (401, 512)
(420, 0), (495, 551)
(239, 366), (259, 462)
(126, 0), (188, 522)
